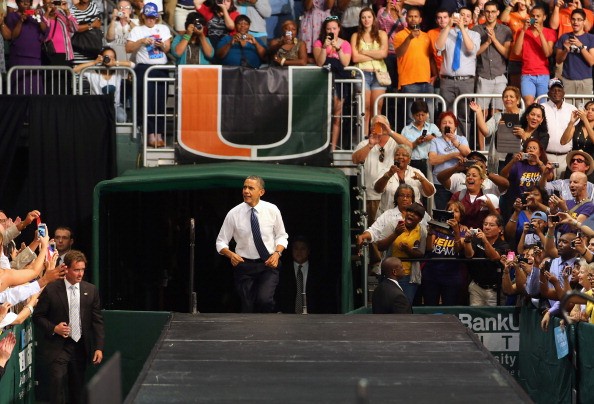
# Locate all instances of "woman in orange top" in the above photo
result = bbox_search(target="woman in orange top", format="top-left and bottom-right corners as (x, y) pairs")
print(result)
(501, 0), (533, 88)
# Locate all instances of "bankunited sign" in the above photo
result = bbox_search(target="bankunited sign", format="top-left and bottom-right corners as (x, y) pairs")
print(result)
(176, 65), (332, 164)
(414, 307), (521, 378)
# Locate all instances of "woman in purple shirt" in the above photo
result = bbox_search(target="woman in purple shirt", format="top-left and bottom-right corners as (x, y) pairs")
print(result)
(5, 0), (47, 94)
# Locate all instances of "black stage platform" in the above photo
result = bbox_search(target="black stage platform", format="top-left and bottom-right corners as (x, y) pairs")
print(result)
(127, 314), (532, 403)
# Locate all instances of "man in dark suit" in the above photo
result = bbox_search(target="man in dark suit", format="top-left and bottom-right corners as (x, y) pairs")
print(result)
(276, 236), (335, 314)
(372, 257), (413, 314)
(33, 250), (104, 404)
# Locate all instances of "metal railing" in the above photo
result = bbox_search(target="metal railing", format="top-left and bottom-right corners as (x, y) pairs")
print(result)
(375, 92), (447, 131)
(334, 67), (365, 152)
(143, 65), (177, 167)
(6, 66), (77, 95)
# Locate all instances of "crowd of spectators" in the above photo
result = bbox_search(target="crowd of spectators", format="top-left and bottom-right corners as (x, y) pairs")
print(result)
(358, 102), (594, 326)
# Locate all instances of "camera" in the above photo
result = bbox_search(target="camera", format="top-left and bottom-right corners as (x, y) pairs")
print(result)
(420, 129), (427, 139)
(463, 159), (477, 168)
(195, 22), (203, 30)
(410, 24), (420, 30)
(527, 223), (535, 233)
(520, 193), (528, 205)
(49, 241), (56, 254)
(285, 30), (292, 38)
(38, 223), (47, 238)
(518, 254), (530, 264)
(103, 55), (111, 65)
(453, 12), (460, 19)
(529, 17), (536, 25)
(117, 11), (124, 17)
(468, 228), (479, 236)
(521, 152), (531, 160)
(551, 162), (560, 168)
(25, 9), (35, 16)
(550, 215), (560, 223)
(327, 32), (335, 40)
(241, 34), (247, 40)
(444, 126), (451, 134)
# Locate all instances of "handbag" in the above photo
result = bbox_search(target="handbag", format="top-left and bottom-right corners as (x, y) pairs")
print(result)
(372, 60), (391, 86)
(375, 70), (392, 86)
(71, 22), (104, 58)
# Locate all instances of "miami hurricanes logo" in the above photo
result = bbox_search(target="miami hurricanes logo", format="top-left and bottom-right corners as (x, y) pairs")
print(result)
(177, 65), (331, 160)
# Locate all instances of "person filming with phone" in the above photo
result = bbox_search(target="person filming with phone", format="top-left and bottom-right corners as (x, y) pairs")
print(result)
(428, 111), (471, 210)
(547, 171), (594, 238)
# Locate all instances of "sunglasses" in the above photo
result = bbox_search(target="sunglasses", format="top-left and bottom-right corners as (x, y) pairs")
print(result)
(325, 15), (339, 21)
(379, 147), (385, 163)
(571, 158), (587, 164)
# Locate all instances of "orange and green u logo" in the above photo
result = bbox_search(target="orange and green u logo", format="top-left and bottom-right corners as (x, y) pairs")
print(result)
(177, 66), (331, 161)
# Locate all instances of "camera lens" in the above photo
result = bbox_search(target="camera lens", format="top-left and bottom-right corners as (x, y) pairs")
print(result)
(103, 55), (111, 65)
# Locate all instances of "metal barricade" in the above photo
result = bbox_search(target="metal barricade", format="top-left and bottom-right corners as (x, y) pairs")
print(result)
(334, 67), (365, 152)
(453, 93), (527, 152)
(143, 65), (177, 167)
(375, 93), (447, 131)
(6, 65), (76, 95)
(535, 93), (594, 108)
(77, 66), (137, 137)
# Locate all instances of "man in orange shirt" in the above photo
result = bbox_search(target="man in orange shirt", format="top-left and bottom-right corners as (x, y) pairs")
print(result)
(550, 0), (593, 37)
(393, 7), (437, 93)
(427, 9), (450, 90)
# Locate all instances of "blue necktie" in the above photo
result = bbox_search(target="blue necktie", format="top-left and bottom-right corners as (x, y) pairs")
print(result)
(452, 30), (462, 72)
(250, 208), (270, 261)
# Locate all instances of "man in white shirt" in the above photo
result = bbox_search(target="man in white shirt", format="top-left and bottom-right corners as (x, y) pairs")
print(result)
(543, 78), (577, 178)
(216, 175), (289, 313)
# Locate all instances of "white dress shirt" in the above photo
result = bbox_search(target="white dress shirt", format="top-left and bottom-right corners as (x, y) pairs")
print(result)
(216, 200), (289, 260)
(543, 100), (576, 154)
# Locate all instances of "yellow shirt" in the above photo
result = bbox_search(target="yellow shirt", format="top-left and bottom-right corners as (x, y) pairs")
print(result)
(355, 39), (387, 72)
(585, 290), (594, 324)
(391, 224), (421, 276)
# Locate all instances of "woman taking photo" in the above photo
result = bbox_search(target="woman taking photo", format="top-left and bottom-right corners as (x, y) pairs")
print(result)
(269, 19), (307, 66)
(313, 16), (351, 151)
(423, 200), (469, 306)
(500, 138), (552, 204)
(469, 86), (524, 169)
(73, 47), (135, 122)
(450, 165), (499, 230)
(171, 12), (214, 65)
(428, 111), (471, 210)
(561, 101), (594, 156)
(350, 7), (388, 136)
(126, 2), (172, 148)
(373, 144), (435, 217)
(195, 0), (238, 50)
(216, 15), (267, 68)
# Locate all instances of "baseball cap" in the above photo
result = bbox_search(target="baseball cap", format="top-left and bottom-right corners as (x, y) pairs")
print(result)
(549, 78), (564, 89)
(532, 211), (547, 222)
(142, 2), (159, 17)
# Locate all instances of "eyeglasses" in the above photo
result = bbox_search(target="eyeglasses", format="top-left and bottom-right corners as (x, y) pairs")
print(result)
(379, 147), (385, 163)
(325, 16), (339, 21)
(571, 158), (587, 164)
(397, 194), (413, 199)
(119, 5), (131, 9)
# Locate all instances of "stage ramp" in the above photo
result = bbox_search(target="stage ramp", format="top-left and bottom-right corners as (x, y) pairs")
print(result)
(126, 313), (532, 403)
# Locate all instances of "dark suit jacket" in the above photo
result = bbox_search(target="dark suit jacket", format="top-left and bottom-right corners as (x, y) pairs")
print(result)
(276, 262), (336, 314)
(33, 280), (104, 365)
(372, 279), (412, 314)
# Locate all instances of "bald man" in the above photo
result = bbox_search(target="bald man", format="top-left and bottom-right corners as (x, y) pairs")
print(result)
(371, 257), (413, 314)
